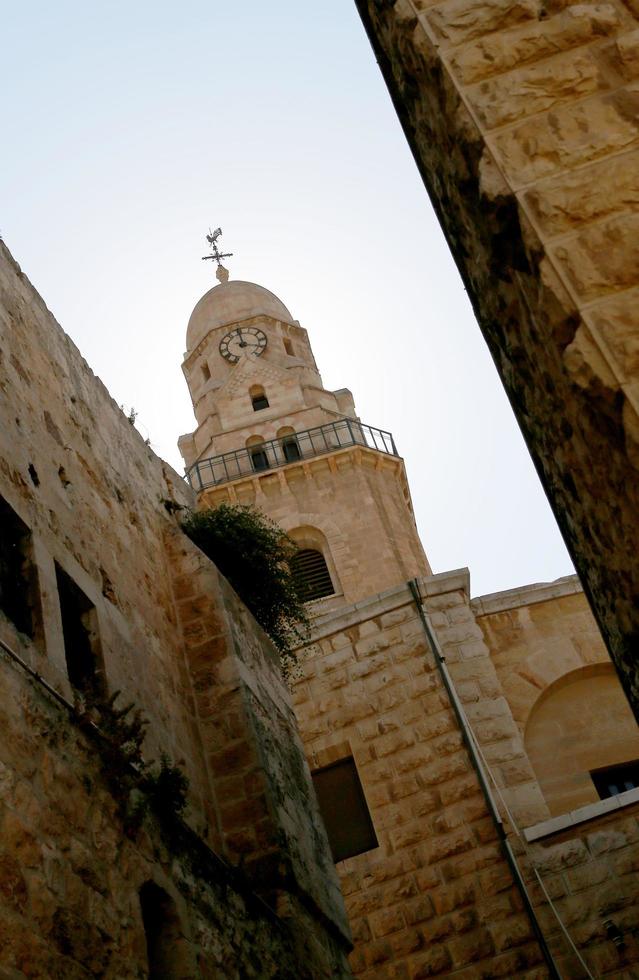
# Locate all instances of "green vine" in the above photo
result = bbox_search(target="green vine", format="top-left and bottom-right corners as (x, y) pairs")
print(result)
(181, 504), (311, 676)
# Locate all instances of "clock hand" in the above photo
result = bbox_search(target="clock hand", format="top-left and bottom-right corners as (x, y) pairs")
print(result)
(238, 328), (248, 348)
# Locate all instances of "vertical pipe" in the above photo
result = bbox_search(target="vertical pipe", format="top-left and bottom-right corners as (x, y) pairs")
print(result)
(408, 579), (562, 980)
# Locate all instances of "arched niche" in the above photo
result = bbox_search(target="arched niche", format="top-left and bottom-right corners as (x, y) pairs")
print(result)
(139, 880), (195, 979)
(524, 664), (639, 816)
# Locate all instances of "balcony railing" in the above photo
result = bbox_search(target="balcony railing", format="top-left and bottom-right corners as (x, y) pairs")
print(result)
(185, 420), (398, 491)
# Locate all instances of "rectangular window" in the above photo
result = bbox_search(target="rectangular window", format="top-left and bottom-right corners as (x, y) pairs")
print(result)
(591, 760), (639, 799)
(0, 496), (41, 640)
(312, 757), (378, 863)
(55, 563), (105, 697)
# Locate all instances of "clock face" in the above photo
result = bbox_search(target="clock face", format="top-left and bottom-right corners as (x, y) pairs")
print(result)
(219, 326), (267, 363)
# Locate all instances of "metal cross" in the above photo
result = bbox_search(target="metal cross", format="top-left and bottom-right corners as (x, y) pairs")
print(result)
(201, 227), (233, 266)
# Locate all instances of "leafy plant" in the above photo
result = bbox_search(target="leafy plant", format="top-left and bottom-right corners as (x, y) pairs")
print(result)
(181, 504), (310, 674)
(76, 691), (189, 832)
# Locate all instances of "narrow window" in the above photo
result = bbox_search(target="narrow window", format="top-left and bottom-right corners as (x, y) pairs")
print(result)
(283, 338), (294, 356)
(290, 548), (334, 601)
(591, 760), (639, 799)
(201, 362), (211, 382)
(0, 496), (40, 639)
(250, 385), (269, 411)
(312, 758), (378, 863)
(55, 564), (104, 697)
(140, 882), (188, 980)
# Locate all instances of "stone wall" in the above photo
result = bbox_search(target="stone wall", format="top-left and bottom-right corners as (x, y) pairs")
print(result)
(293, 568), (639, 976)
(0, 644), (347, 979)
(292, 572), (547, 978)
(524, 802), (639, 976)
(473, 577), (639, 815)
(355, 0), (639, 714)
(0, 240), (351, 977)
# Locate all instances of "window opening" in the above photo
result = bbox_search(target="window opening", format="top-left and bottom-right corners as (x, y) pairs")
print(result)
(139, 882), (186, 980)
(251, 392), (269, 411)
(290, 548), (334, 601)
(55, 563), (104, 696)
(312, 757), (378, 862)
(591, 760), (639, 799)
(283, 437), (301, 462)
(283, 338), (294, 356)
(201, 362), (211, 382)
(0, 496), (40, 638)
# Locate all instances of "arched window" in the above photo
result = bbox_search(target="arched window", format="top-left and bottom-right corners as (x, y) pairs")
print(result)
(139, 881), (190, 980)
(291, 548), (334, 601)
(201, 361), (211, 382)
(250, 385), (269, 411)
(277, 426), (301, 463)
(283, 338), (294, 356)
(246, 435), (269, 473)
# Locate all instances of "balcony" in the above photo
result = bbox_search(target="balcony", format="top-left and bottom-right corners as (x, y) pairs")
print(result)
(185, 420), (399, 491)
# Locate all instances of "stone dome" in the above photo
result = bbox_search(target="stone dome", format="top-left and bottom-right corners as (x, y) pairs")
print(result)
(186, 280), (294, 352)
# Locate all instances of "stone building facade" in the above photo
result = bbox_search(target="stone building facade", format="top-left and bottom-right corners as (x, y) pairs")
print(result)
(179, 270), (639, 978)
(0, 241), (352, 978)
(353, 0), (639, 717)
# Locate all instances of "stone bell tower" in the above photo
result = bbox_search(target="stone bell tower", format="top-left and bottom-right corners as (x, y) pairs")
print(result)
(178, 246), (430, 607)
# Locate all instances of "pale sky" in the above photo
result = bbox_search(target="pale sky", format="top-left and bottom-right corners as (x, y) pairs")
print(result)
(1, 1), (573, 597)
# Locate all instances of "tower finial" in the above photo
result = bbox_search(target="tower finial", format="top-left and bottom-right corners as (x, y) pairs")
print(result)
(202, 227), (233, 282)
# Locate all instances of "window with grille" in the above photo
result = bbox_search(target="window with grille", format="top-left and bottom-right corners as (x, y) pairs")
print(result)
(591, 760), (639, 799)
(312, 758), (378, 863)
(290, 548), (334, 601)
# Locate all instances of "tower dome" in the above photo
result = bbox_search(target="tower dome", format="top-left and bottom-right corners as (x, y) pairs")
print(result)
(186, 280), (295, 352)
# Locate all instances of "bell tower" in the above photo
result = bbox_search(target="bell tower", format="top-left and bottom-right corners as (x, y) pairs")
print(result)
(179, 241), (430, 608)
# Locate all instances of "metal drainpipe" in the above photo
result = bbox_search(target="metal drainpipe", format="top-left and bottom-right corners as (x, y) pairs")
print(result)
(408, 579), (562, 980)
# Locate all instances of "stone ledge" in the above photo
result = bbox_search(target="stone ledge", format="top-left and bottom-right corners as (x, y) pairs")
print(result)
(524, 787), (639, 842)
(471, 574), (582, 616)
(308, 569), (471, 642)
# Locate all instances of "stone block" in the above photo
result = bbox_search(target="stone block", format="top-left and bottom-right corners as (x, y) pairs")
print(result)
(553, 212), (639, 302)
(370, 906), (406, 938)
(450, 5), (620, 84)
(533, 838), (589, 874)
(408, 944), (453, 978)
(493, 90), (639, 188)
(426, 0), (539, 47)
(469, 49), (603, 130)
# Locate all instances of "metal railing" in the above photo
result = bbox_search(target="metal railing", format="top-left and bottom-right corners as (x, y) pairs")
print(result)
(185, 420), (398, 491)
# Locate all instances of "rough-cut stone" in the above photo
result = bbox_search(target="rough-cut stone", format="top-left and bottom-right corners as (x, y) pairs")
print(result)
(0, 241), (351, 978)
(355, 0), (639, 715)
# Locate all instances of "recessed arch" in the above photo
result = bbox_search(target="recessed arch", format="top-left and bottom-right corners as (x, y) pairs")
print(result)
(524, 664), (639, 816)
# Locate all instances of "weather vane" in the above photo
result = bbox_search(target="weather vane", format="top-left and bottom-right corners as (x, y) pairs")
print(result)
(202, 228), (233, 283)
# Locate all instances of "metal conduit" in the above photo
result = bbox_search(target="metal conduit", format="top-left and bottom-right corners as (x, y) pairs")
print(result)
(408, 579), (562, 980)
